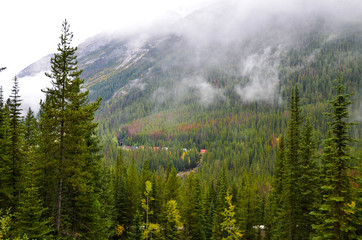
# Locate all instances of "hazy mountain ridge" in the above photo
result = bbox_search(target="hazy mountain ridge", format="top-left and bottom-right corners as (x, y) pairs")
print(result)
(18, 0), (362, 163)
(19, 0), (362, 105)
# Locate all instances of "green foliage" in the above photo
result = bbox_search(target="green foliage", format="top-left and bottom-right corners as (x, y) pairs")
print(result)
(298, 117), (320, 238)
(0, 209), (13, 240)
(0, 90), (12, 209)
(236, 171), (259, 239)
(267, 136), (286, 239)
(15, 109), (51, 239)
(128, 211), (143, 240)
(268, 87), (322, 240)
(312, 74), (357, 240)
(212, 168), (229, 239)
(0, 13), (361, 240)
(113, 150), (128, 227)
(165, 166), (181, 202)
(37, 19), (107, 239)
(8, 76), (23, 207)
(181, 173), (206, 240)
(164, 200), (182, 240)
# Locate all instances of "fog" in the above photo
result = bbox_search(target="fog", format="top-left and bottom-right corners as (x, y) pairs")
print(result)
(165, 0), (362, 104)
(236, 47), (282, 103)
(151, 76), (224, 107)
(1, 72), (51, 115)
(4, 0), (362, 114)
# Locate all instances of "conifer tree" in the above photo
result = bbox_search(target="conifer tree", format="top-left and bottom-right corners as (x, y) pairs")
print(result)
(283, 86), (303, 240)
(267, 136), (287, 240)
(312, 75), (357, 240)
(128, 210), (143, 240)
(114, 150), (128, 228)
(355, 146), (362, 238)
(149, 175), (162, 224)
(164, 200), (182, 240)
(237, 171), (258, 240)
(8, 76), (23, 206)
(165, 166), (181, 202)
(268, 87), (318, 240)
(0, 88), (12, 209)
(39, 19), (103, 238)
(182, 173), (206, 240)
(23, 108), (38, 149)
(205, 181), (217, 240)
(97, 165), (114, 238)
(126, 160), (141, 226)
(14, 109), (51, 239)
(213, 168), (228, 239)
(15, 135), (51, 239)
(299, 117), (319, 238)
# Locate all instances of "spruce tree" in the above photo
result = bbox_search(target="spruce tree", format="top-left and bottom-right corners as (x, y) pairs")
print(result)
(312, 74), (357, 240)
(283, 86), (303, 240)
(8, 76), (23, 206)
(182, 173), (206, 240)
(205, 181), (217, 240)
(165, 166), (181, 202)
(212, 168), (228, 239)
(267, 136), (287, 240)
(113, 150), (129, 228)
(23, 108), (38, 150)
(299, 117), (319, 238)
(237, 171), (258, 240)
(126, 160), (141, 226)
(0, 88), (12, 209)
(15, 116), (51, 239)
(268, 87), (318, 240)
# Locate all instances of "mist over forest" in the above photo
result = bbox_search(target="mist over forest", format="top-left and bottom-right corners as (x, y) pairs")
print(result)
(0, 0), (361, 239)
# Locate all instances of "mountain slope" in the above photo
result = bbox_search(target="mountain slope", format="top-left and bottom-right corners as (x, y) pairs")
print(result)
(19, 0), (362, 169)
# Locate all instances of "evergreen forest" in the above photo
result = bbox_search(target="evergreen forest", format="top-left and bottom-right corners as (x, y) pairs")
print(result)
(0, 11), (361, 240)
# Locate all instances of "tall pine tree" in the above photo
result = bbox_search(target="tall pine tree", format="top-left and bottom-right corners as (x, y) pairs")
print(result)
(283, 86), (303, 240)
(39, 19), (104, 238)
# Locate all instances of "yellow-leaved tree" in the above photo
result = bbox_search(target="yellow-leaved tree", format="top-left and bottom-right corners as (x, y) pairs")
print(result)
(221, 191), (243, 240)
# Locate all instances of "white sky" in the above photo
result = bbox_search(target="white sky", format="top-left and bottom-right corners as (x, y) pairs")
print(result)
(0, 0), (210, 101)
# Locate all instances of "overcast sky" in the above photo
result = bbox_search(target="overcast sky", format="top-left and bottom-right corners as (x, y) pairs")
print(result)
(0, 0), (210, 97)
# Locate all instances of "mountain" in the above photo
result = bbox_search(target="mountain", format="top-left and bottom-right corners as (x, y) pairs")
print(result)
(19, 0), (362, 167)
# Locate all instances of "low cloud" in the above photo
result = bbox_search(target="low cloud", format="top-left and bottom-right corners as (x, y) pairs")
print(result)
(129, 78), (146, 91)
(152, 76), (224, 106)
(181, 76), (225, 106)
(0, 72), (51, 115)
(19, 72), (51, 115)
(236, 47), (282, 103)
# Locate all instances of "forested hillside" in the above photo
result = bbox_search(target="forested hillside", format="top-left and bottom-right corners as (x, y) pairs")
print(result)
(0, 1), (361, 239)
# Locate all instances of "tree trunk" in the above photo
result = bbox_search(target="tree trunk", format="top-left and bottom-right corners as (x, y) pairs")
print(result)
(56, 118), (65, 235)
